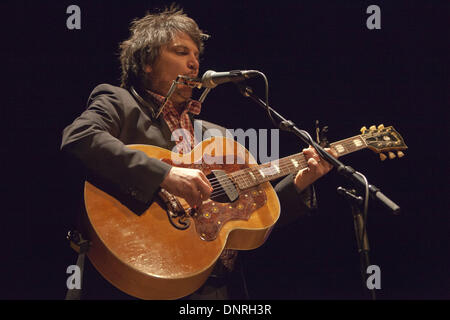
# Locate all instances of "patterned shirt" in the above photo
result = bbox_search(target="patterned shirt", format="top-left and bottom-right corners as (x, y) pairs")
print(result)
(147, 90), (201, 153)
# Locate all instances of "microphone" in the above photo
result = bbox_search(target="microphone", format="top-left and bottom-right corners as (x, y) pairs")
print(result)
(201, 70), (259, 88)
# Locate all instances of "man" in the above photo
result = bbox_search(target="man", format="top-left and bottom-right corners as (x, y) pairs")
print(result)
(61, 6), (335, 299)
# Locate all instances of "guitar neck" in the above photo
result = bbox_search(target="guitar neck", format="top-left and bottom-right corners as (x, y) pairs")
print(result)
(230, 134), (368, 190)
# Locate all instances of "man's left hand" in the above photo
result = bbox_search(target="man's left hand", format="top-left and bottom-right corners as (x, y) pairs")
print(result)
(294, 146), (338, 192)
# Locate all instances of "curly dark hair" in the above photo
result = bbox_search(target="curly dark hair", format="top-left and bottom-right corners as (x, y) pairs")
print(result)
(119, 5), (208, 89)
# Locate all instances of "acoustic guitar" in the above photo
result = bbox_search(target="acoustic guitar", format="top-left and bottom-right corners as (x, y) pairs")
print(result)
(82, 125), (407, 299)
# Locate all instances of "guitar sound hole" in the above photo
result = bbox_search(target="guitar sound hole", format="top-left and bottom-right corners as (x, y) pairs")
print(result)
(207, 170), (239, 203)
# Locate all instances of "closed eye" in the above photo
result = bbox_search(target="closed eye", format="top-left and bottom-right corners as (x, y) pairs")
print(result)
(173, 45), (199, 59)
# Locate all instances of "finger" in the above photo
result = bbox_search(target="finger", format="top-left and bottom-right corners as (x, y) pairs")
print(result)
(329, 148), (339, 158)
(195, 174), (212, 200)
(302, 147), (315, 159)
(317, 157), (333, 176)
(198, 170), (213, 190)
(305, 148), (322, 164)
(182, 187), (196, 208)
(323, 147), (336, 158)
(297, 167), (311, 178)
(186, 188), (202, 209)
(308, 157), (320, 171)
(314, 154), (322, 163)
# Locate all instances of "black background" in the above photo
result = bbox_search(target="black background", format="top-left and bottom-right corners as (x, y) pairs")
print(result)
(1, 0), (448, 300)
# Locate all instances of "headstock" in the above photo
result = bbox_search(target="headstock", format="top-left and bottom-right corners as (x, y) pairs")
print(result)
(360, 124), (408, 160)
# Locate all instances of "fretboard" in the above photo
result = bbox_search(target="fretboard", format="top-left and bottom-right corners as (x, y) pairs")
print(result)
(230, 134), (367, 190)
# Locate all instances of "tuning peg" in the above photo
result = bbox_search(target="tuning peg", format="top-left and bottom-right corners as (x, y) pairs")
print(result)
(379, 153), (387, 161)
(360, 126), (367, 134)
(369, 125), (377, 131)
(377, 124), (384, 129)
(397, 151), (405, 158)
(388, 152), (396, 159)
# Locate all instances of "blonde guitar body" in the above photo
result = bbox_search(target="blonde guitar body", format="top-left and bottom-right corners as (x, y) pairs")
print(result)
(83, 136), (280, 300)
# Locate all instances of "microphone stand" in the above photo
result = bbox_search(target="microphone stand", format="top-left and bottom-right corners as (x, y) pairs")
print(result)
(337, 187), (376, 300)
(236, 83), (400, 214)
(236, 83), (401, 299)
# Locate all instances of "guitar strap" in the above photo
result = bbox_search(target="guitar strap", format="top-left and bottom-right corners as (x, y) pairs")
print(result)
(65, 230), (91, 300)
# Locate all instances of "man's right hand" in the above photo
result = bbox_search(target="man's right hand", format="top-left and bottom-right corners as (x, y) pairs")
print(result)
(160, 167), (213, 209)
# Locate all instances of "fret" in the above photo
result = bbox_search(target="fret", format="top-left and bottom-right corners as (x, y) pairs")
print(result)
(233, 155), (304, 189)
(330, 135), (367, 157)
(248, 170), (257, 182)
(230, 134), (369, 191)
(258, 168), (266, 179)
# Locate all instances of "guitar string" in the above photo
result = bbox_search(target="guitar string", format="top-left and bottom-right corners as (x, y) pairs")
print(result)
(207, 137), (365, 187)
(206, 147), (330, 194)
(192, 136), (364, 187)
(182, 135), (398, 206)
(184, 156), (308, 208)
(208, 159), (309, 198)
(207, 151), (311, 186)
(208, 141), (355, 189)
(207, 157), (308, 190)
(207, 139), (367, 197)
(182, 145), (358, 208)
(181, 138), (386, 211)
(188, 155), (309, 207)
(192, 138), (368, 199)
(181, 141), (372, 207)
(205, 158), (303, 188)
(208, 144), (347, 192)
(167, 136), (376, 210)
(198, 134), (387, 186)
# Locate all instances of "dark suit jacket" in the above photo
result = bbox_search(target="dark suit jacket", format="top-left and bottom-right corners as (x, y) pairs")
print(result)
(61, 84), (315, 224)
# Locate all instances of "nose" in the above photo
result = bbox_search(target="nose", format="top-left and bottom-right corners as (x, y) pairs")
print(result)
(188, 54), (199, 75)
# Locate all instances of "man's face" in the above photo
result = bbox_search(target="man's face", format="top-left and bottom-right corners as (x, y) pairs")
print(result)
(145, 32), (200, 106)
